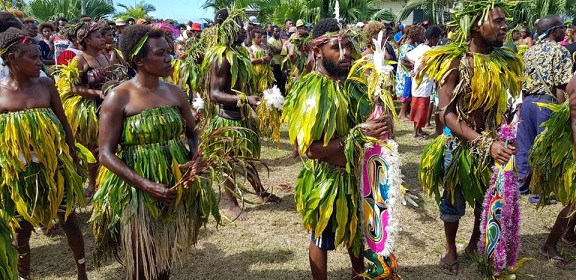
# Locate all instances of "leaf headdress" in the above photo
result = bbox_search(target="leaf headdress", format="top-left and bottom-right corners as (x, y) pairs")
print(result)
(215, 6), (247, 48)
(448, 0), (523, 44)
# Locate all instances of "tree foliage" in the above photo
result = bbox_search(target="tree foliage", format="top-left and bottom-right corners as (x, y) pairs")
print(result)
(397, 0), (576, 27)
(115, 0), (156, 21)
(511, 0), (576, 28)
(397, 0), (454, 24)
(26, 0), (114, 22)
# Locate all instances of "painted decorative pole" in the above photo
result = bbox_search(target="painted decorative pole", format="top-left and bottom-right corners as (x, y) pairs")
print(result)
(478, 123), (522, 277)
(360, 31), (403, 280)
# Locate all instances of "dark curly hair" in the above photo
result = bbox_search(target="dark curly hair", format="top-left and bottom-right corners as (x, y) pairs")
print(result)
(119, 24), (166, 69)
(38, 22), (55, 33)
(424, 25), (443, 40)
(404, 25), (425, 42)
(312, 18), (340, 39)
(0, 11), (25, 32)
(0, 27), (38, 65)
(363, 21), (384, 48)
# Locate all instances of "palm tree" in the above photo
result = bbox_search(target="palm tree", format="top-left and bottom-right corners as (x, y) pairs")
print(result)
(255, 0), (321, 25)
(115, 0), (156, 21)
(201, 0), (252, 10)
(511, 0), (576, 28)
(256, 0), (381, 25)
(26, 0), (115, 22)
(397, 0), (454, 24)
(371, 8), (397, 22)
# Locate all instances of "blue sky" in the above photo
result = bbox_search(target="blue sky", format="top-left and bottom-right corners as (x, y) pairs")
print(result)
(114, 0), (214, 23)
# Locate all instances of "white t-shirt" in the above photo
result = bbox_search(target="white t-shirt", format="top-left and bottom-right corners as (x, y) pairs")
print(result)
(406, 44), (433, 98)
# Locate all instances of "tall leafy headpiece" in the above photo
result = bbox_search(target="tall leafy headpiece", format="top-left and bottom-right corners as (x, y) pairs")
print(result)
(448, 0), (522, 43)
(215, 6), (247, 47)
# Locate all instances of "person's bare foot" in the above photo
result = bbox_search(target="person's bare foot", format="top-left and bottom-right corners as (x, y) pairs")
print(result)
(275, 184), (292, 192)
(540, 245), (575, 269)
(259, 192), (282, 203)
(561, 232), (576, 246)
(227, 205), (248, 221)
(439, 253), (459, 275)
(288, 150), (299, 158)
(464, 246), (478, 260)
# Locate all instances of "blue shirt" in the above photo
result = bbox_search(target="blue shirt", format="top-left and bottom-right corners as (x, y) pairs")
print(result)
(394, 32), (403, 43)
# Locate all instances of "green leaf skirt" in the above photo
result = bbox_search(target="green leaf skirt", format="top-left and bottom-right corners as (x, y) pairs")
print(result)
(419, 134), (491, 207)
(294, 160), (363, 256)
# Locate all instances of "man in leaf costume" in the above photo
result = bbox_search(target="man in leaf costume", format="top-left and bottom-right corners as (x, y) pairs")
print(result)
(204, 8), (280, 220)
(0, 27), (87, 280)
(527, 17), (576, 269)
(283, 18), (393, 279)
(417, 0), (522, 275)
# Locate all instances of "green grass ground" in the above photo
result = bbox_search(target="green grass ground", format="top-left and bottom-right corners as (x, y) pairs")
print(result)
(29, 121), (576, 279)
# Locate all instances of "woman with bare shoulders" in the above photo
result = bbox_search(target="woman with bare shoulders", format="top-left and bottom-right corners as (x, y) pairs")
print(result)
(60, 21), (110, 198)
(91, 24), (207, 280)
(0, 27), (87, 280)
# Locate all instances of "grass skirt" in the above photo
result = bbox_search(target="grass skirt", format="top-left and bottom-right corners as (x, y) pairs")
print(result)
(529, 101), (576, 206)
(294, 160), (362, 254)
(0, 108), (84, 227)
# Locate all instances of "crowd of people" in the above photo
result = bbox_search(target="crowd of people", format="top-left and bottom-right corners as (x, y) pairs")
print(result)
(2, 0), (576, 279)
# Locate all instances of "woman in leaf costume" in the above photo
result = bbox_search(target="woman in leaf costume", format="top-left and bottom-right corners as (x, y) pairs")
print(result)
(0, 27), (87, 280)
(283, 18), (393, 279)
(91, 24), (218, 280)
(58, 20), (111, 197)
(417, 0), (522, 275)
(203, 8), (280, 220)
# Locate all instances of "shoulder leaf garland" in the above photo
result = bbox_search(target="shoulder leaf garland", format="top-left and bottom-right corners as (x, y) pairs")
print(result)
(282, 72), (370, 156)
(417, 42), (523, 126)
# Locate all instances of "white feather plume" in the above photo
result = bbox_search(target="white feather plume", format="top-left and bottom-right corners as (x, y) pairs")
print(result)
(334, 0), (340, 21)
(191, 94), (205, 111)
(262, 85), (285, 110)
(372, 30), (394, 75)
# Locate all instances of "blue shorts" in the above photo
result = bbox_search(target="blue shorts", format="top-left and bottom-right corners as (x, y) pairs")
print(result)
(439, 130), (481, 222)
(310, 220), (336, 250)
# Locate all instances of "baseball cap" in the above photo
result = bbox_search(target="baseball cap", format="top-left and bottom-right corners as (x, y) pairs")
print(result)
(191, 22), (202, 31)
(288, 26), (297, 33)
(356, 22), (365, 28)
(249, 16), (260, 26)
(399, 24), (405, 30)
(296, 19), (305, 27)
(115, 18), (126, 26)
